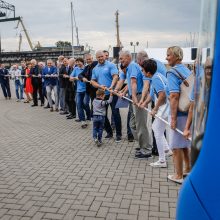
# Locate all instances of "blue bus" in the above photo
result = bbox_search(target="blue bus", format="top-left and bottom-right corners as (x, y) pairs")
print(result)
(177, 0), (220, 219)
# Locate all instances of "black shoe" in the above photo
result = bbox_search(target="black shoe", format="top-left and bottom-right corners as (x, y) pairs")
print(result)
(115, 136), (122, 143)
(105, 133), (113, 139)
(44, 106), (50, 109)
(152, 148), (159, 156)
(128, 135), (134, 142)
(66, 114), (72, 117)
(135, 147), (141, 151)
(31, 104), (38, 107)
(67, 115), (74, 119)
(60, 111), (69, 115)
(135, 152), (152, 159)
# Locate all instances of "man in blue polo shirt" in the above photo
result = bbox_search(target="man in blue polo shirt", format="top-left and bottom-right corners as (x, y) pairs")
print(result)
(117, 50), (152, 158)
(91, 50), (122, 142)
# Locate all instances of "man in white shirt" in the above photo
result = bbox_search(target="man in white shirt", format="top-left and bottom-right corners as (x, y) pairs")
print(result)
(10, 64), (24, 101)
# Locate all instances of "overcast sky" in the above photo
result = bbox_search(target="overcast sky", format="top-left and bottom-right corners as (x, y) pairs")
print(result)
(0, 0), (201, 53)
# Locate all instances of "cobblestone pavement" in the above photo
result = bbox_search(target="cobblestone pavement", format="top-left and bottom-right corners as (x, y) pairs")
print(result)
(0, 95), (181, 220)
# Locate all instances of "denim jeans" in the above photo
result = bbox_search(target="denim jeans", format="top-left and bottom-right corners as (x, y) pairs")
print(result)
(93, 115), (105, 141)
(76, 92), (91, 121)
(104, 95), (122, 137)
(15, 80), (23, 100)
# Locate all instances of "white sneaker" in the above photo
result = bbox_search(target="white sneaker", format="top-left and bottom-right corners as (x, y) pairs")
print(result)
(81, 121), (88, 128)
(94, 139), (98, 145)
(150, 160), (167, 168)
(165, 149), (173, 157)
(97, 140), (102, 147)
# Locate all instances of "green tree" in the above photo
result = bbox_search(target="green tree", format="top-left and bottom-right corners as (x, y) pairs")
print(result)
(55, 41), (72, 48)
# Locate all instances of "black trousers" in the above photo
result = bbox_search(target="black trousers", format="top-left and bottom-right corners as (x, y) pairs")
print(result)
(104, 95), (122, 137)
(33, 82), (44, 105)
(65, 87), (76, 116)
(1, 80), (11, 98)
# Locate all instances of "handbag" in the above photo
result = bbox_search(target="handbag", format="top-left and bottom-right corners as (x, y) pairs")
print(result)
(153, 74), (170, 119)
(170, 68), (194, 112)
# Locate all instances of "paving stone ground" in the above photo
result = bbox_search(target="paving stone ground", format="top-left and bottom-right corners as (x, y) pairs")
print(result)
(0, 89), (181, 220)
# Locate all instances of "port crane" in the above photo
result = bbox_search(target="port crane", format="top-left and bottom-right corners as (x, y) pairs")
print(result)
(0, 0), (40, 51)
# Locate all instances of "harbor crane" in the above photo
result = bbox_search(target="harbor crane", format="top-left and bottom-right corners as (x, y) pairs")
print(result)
(0, 0), (40, 51)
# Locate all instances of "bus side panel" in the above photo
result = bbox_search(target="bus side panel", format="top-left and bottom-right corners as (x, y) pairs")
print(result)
(177, 2), (220, 219)
(176, 179), (210, 220)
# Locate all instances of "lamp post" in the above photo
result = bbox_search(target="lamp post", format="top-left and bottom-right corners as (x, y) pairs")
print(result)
(130, 41), (139, 60)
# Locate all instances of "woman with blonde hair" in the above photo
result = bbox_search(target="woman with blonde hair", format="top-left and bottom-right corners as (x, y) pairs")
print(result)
(166, 46), (191, 184)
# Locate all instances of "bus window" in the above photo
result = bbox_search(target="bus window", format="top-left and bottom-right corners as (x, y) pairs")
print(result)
(191, 0), (217, 165)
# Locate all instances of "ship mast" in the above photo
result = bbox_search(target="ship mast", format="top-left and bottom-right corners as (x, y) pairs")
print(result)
(115, 10), (120, 47)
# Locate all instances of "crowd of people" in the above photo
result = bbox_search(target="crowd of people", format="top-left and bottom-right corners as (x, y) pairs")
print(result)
(0, 46), (195, 184)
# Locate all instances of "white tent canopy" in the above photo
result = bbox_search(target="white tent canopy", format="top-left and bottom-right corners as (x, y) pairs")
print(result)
(145, 47), (195, 64)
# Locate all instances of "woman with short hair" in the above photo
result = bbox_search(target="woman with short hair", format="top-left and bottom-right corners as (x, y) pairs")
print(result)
(166, 46), (191, 184)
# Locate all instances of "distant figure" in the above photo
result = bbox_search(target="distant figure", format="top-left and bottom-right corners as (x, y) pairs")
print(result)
(64, 58), (76, 119)
(30, 59), (44, 107)
(103, 50), (110, 61)
(78, 53), (98, 117)
(42, 59), (58, 112)
(10, 64), (23, 102)
(70, 57), (90, 128)
(0, 63), (11, 100)
(59, 58), (69, 114)
(92, 89), (113, 146)
(24, 63), (33, 103)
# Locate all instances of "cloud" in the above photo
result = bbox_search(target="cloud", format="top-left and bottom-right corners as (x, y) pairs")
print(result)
(0, 0), (201, 52)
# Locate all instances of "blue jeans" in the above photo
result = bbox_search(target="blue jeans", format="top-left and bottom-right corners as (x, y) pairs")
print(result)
(76, 92), (91, 121)
(15, 80), (23, 100)
(93, 115), (105, 141)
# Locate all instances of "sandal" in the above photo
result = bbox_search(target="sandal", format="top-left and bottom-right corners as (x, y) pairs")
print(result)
(168, 174), (183, 184)
(183, 172), (190, 177)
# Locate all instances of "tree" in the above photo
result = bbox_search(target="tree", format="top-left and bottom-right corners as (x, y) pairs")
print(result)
(55, 41), (72, 48)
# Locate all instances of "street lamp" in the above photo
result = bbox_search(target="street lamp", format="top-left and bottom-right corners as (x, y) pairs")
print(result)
(130, 41), (139, 60)
(130, 41), (139, 53)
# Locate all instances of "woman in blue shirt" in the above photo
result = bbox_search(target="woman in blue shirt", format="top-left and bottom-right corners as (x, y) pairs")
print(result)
(141, 59), (171, 168)
(70, 57), (91, 129)
(166, 46), (191, 184)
